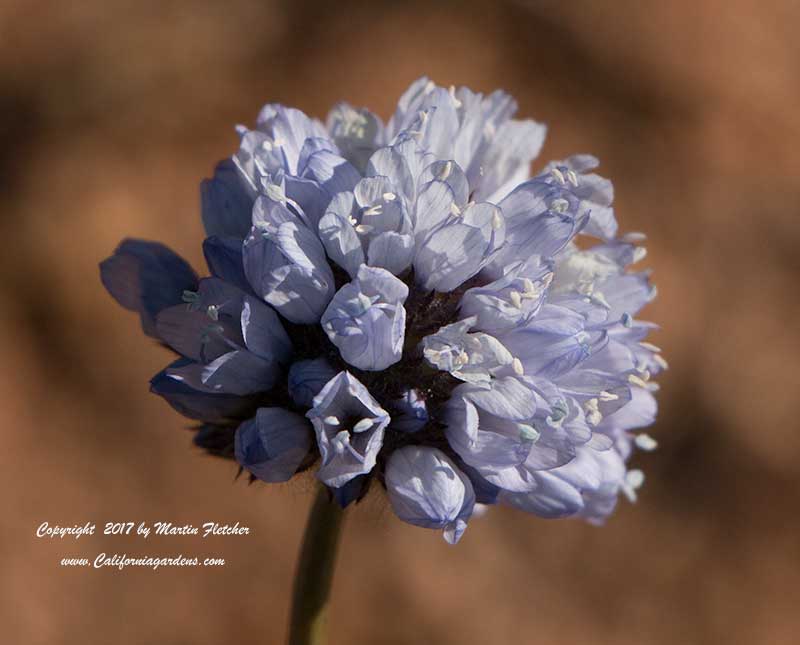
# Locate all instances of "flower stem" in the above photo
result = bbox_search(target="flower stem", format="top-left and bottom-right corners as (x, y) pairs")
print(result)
(288, 484), (345, 645)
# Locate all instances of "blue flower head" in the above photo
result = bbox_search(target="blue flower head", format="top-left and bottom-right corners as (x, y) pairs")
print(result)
(101, 77), (664, 543)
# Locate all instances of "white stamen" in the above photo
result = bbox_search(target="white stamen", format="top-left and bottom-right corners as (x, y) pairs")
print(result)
(628, 471), (645, 487)
(599, 390), (619, 402)
(352, 418), (373, 433)
(438, 160), (453, 180)
(512, 357), (524, 375)
(592, 291), (611, 309)
(363, 205), (383, 217)
(265, 183), (285, 202)
(324, 416), (340, 426)
(448, 85), (462, 108)
(635, 434), (658, 451)
(518, 424), (539, 442)
(357, 293), (375, 311)
(348, 215), (358, 226)
(450, 202), (462, 216)
(633, 247), (648, 264)
(522, 278), (536, 295)
(566, 169), (579, 187)
(355, 224), (373, 235)
(624, 232), (647, 242)
(628, 374), (648, 388)
(584, 398), (602, 426)
(654, 354), (669, 370)
(639, 342), (662, 353)
(332, 430), (351, 455)
(550, 198), (569, 213)
(509, 290), (522, 308)
(550, 168), (566, 184)
(491, 210), (503, 229)
(382, 192), (397, 202)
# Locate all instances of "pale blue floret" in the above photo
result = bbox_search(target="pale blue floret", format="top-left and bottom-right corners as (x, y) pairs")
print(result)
(413, 194), (506, 292)
(422, 316), (516, 383)
(243, 196), (335, 324)
(444, 376), (539, 473)
(321, 265), (409, 371)
(319, 176), (415, 278)
(154, 279), (292, 396)
(385, 445), (476, 544)
(326, 102), (385, 172)
(460, 257), (553, 334)
(307, 371), (390, 489)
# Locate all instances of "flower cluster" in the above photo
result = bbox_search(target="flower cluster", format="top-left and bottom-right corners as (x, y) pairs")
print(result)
(100, 78), (664, 543)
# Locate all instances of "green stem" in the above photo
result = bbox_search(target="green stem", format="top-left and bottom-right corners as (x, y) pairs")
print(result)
(288, 485), (345, 645)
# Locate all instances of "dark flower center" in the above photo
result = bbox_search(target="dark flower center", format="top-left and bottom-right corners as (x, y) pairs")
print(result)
(195, 270), (486, 469)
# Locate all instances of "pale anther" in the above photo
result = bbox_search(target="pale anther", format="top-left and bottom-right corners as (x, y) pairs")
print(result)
(635, 434), (658, 451)
(352, 418), (373, 433)
(566, 169), (579, 187)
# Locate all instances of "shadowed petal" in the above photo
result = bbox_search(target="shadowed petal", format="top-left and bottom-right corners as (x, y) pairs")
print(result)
(100, 239), (198, 337)
(235, 408), (313, 482)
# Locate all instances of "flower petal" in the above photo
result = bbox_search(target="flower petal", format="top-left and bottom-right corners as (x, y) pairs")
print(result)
(287, 358), (337, 408)
(200, 159), (254, 239)
(385, 445), (475, 544)
(235, 408), (312, 482)
(366, 231), (414, 275)
(321, 265), (409, 371)
(100, 239), (198, 337)
(307, 372), (390, 488)
(318, 191), (364, 278)
(203, 236), (250, 291)
(150, 360), (258, 423)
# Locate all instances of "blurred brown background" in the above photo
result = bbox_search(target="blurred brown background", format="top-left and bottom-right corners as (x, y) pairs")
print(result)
(1, 1), (799, 643)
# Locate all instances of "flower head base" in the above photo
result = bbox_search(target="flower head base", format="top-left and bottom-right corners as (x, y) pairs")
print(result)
(101, 77), (664, 544)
